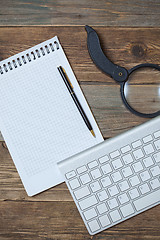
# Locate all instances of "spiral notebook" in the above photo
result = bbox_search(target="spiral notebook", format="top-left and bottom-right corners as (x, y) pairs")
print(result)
(0, 36), (103, 196)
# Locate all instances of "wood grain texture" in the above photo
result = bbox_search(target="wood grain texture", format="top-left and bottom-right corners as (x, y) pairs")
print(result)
(0, 0), (160, 26)
(0, 201), (160, 240)
(0, 26), (160, 240)
(0, 142), (160, 240)
(0, 27), (160, 140)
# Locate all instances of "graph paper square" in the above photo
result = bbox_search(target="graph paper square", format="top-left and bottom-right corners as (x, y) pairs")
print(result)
(0, 36), (103, 196)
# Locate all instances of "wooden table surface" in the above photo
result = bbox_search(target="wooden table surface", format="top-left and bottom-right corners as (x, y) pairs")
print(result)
(0, 1), (160, 240)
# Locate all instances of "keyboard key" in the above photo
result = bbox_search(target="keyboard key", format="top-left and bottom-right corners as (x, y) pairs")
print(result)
(74, 186), (90, 200)
(154, 139), (160, 150)
(77, 166), (87, 174)
(110, 150), (120, 159)
(140, 170), (151, 182)
(112, 158), (123, 169)
(153, 152), (160, 163)
(129, 175), (140, 186)
(122, 154), (133, 165)
(99, 155), (109, 164)
(121, 145), (131, 154)
(108, 198), (118, 209)
(133, 189), (160, 211)
(101, 163), (112, 175)
(129, 188), (139, 200)
(69, 178), (80, 190)
(108, 185), (119, 197)
(122, 166), (133, 178)
(101, 176), (112, 187)
(66, 170), (76, 179)
(139, 183), (150, 195)
(118, 193), (129, 204)
(59, 118), (160, 235)
(150, 166), (160, 177)
(143, 144), (154, 155)
(97, 203), (108, 214)
(132, 162), (143, 173)
(90, 181), (101, 192)
(120, 203), (134, 217)
(111, 171), (122, 183)
(88, 219), (100, 233)
(79, 195), (98, 210)
(80, 173), (91, 184)
(133, 149), (144, 160)
(132, 140), (142, 149)
(97, 190), (108, 201)
(88, 160), (98, 169)
(99, 214), (111, 227)
(119, 180), (129, 192)
(143, 156), (154, 167)
(143, 135), (153, 143)
(84, 208), (97, 221)
(154, 130), (160, 139)
(150, 178), (160, 190)
(110, 210), (121, 222)
(90, 169), (102, 180)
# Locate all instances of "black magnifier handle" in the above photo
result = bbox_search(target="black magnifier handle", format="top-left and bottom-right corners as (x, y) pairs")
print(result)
(85, 25), (128, 83)
(85, 25), (160, 118)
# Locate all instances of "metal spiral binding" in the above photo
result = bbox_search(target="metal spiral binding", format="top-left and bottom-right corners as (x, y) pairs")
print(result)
(0, 41), (59, 75)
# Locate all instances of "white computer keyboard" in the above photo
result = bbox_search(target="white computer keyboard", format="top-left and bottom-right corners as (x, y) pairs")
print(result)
(58, 116), (160, 235)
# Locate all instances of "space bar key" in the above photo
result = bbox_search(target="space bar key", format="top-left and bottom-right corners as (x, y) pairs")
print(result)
(133, 189), (160, 211)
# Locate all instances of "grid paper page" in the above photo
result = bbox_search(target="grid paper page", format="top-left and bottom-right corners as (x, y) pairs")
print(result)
(0, 37), (103, 196)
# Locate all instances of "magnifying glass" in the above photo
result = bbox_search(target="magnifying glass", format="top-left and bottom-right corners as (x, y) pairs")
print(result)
(85, 25), (160, 118)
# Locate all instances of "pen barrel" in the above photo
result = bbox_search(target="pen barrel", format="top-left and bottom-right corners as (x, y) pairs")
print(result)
(71, 93), (93, 131)
(58, 66), (93, 133)
(58, 67), (73, 92)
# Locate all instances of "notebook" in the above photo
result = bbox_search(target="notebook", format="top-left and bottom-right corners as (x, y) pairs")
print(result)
(0, 36), (103, 196)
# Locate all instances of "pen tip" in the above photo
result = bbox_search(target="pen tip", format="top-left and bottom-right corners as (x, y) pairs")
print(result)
(91, 130), (96, 137)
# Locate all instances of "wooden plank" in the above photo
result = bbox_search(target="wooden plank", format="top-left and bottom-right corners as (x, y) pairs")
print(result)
(0, 27), (159, 77)
(0, 29), (160, 239)
(0, 82), (158, 200)
(0, 0), (160, 26)
(0, 26), (160, 140)
(0, 25), (159, 240)
(0, 84), (158, 141)
(0, 27), (159, 200)
(0, 201), (160, 240)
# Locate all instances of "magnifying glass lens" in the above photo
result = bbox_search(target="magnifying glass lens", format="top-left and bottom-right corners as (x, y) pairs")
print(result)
(124, 67), (160, 114)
